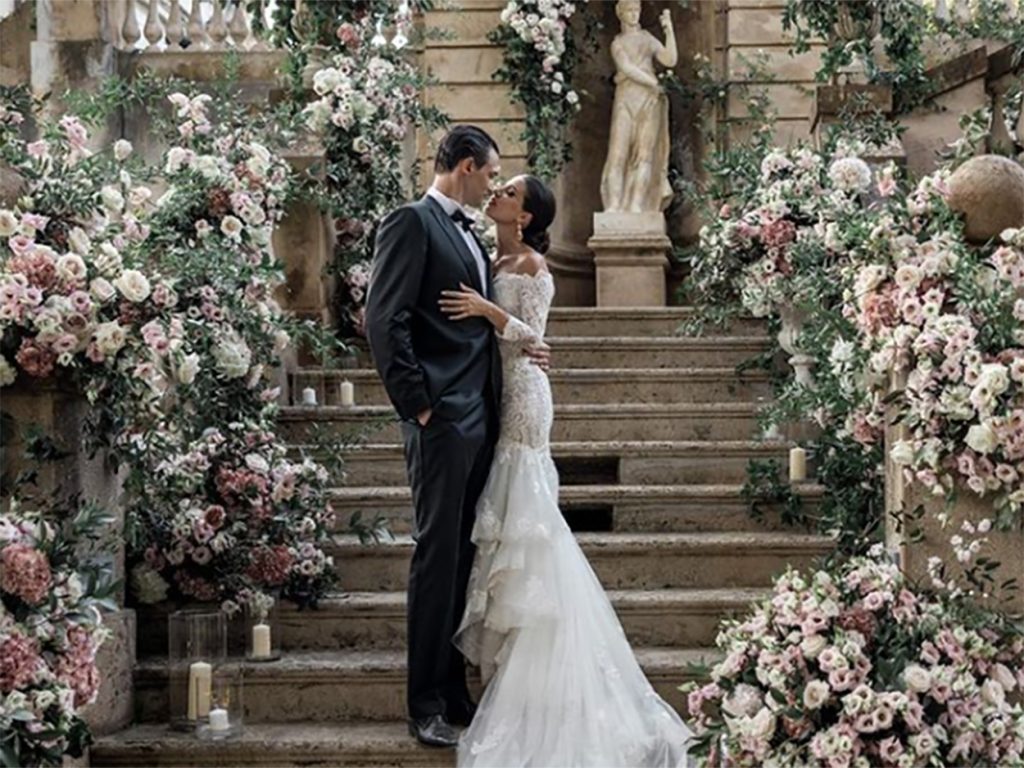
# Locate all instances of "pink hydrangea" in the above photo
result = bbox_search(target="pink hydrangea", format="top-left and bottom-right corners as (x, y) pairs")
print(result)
(1, 542), (53, 604)
(0, 632), (42, 692)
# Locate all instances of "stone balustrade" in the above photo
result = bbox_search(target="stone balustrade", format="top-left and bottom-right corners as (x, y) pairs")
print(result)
(111, 0), (273, 52)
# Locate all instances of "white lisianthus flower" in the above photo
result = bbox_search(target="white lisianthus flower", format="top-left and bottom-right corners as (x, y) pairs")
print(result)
(894, 264), (922, 291)
(194, 155), (221, 180)
(100, 185), (125, 212)
(801, 634), (827, 658)
(220, 215), (243, 241)
(213, 331), (252, 379)
(966, 422), (998, 455)
(130, 563), (170, 604)
(352, 136), (371, 154)
(803, 680), (830, 710)
(244, 453), (270, 473)
(0, 209), (17, 237)
(113, 139), (133, 161)
(93, 321), (128, 356)
(113, 269), (151, 303)
(175, 353), (200, 385)
(982, 678), (1006, 707)
(68, 226), (91, 256)
(566, 90), (579, 105)
(165, 146), (191, 174)
(903, 664), (932, 693)
(0, 356), (16, 386)
(722, 683), (763, 718)
(95, 242), (123, 276)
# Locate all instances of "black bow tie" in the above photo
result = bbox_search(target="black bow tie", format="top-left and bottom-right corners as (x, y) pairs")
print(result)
(450, 209), (475, 233)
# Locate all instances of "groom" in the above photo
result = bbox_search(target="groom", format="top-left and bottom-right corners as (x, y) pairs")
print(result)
(366, 125), (549, 747)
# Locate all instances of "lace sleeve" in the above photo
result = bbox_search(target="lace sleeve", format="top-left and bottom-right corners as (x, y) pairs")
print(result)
(496, 275), (554, 346)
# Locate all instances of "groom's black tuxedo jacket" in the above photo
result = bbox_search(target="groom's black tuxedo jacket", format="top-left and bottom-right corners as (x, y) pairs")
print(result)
(366, 195), (502, 424)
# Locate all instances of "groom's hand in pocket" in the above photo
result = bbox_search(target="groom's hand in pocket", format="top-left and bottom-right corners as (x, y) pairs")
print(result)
(523, 341), (551, 372)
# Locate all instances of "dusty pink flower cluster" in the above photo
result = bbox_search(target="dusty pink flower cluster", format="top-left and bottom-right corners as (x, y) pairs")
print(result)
(1, 542), (53, 604)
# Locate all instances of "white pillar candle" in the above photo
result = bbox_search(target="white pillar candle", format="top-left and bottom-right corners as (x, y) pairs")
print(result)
(301, 387), (317, 406)
(789, 446), (807, 482)
(252, 622), (272, 658)
(208, 706), (230, 731)
(340, 380), (355, 407)
(187, 661), (212, 720)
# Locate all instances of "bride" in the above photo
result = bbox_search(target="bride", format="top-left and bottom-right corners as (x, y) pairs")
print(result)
(438, 175), (692, 767)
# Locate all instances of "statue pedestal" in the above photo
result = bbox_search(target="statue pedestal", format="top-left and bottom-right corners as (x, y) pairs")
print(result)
(588, 212), (670, 307)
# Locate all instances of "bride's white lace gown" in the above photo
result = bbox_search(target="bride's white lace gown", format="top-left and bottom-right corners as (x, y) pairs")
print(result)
(454, 271), (692, 767)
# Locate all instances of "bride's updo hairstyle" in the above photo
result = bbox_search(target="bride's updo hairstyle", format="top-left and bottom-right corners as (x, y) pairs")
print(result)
(521, 175), (556, 255)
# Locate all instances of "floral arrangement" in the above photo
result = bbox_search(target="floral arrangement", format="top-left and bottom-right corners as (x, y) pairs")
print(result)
(685, 546), (1024, 767)
(490, 0), (592, 179)
(300, 6), (444, 337)
(0, 500), (118, 767)
(841, 169), (1024, 528)
(0, 89), (340, 615)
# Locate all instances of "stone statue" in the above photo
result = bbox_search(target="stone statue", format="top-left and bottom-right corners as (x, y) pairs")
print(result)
(600, 0), (677, 214)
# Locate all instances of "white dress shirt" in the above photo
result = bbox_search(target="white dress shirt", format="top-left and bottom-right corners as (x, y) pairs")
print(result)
(426, 186), (488, 297)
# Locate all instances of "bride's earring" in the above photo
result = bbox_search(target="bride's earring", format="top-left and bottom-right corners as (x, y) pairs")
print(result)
(516, 221), (523, 243)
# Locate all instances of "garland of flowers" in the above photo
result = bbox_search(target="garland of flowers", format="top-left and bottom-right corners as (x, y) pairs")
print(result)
(783, 0), (1024, 115)
(0, 87), (340, 615)
(490, 0), (593, 180)
(0, 497), (118, 767)
(685, 546), (1024, 767)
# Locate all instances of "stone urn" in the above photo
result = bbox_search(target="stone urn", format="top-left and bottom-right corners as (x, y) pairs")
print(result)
(777, 303), (816, 388)
(947, 155), (1024, 244)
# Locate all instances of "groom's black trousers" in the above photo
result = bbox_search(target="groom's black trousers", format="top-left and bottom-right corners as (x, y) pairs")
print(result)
(401, 396), (498, 720)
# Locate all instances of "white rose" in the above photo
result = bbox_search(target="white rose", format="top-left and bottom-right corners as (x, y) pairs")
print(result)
(113, 139), (133, 161)
(93, 321), (127, 355)
(749, 707), (776, 740)
(978, 363), (1010, 396)
(894, 264), (922, 291)
(100, 185), (125, 212)
(113, 269), (151, 303)
(212, 331), (252, 379)
(803, 680), (830, 710)
(352, 136), (371, 154)
(220, 215), (243, 241)
(890, 440), (915, 466)
(164, 146), (191, 174)
(0, 209), (17, 237)
(992, 663), (1017, 692)
(175, 353), (200, 385)
(89, 277), (116, 303)
(801, 634), (827, 659)
(312, 67), (343, 96)
(903, 664), (932, 693)
(965, 423), (998, 455)
(566, 90), (579, 105)
(0, 356), (15, 387)
(194, 155), (221, 180)
(550, 80), (563, 94)
(244, 453), (270, 473)
(56, 253), (87, 283)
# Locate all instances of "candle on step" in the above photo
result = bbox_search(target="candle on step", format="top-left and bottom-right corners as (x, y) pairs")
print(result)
(789, 446), (807, 482)
(301, 387), (317, 406)
(340, 380), (355, 407)
(187, 661), (212, 720)
(208, 707), (230, 731)
(252, 622), (272, 658)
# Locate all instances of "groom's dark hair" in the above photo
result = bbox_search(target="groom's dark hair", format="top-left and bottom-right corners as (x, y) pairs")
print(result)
(434, 125), (500, 173)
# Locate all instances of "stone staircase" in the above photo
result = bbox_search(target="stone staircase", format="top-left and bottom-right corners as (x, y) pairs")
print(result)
(92, 307), (834, 767)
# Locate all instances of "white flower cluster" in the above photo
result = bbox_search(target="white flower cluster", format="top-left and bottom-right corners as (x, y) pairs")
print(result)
(499, 0), (582, 107)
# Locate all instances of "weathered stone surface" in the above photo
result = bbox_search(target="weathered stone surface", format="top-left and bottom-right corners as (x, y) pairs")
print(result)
(727, 45), (822, 83)
(422, 47), (503, 84)
(82, 609), (136, 736)
(946, 155), (1024, 244)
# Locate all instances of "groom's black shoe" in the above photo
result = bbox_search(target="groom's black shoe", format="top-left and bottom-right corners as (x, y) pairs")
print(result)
(408, 714), (460, 748)
(446, 699), (478, 727)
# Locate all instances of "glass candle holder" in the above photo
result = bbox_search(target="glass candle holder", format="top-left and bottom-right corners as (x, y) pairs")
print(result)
(245, 598), (280, 662)
(168, 608), (227, 731)
(197, 665), (244, 740)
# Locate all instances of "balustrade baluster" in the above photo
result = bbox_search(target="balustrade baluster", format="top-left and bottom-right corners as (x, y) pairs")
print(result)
(143, 0), (164, 48)
(187, 0), (208, 49)
(122, 0), (142, 48)
(228, 0), (252, 48)
(166, 1), (185, 49)
(208, 0), (229, 47)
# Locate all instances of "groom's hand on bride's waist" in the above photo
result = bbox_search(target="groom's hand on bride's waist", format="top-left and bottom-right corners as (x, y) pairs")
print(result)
(523, 342), (551, 372)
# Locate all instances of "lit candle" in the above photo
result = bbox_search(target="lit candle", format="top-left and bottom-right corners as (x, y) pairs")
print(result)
(340, 380), (355, 407)
(789, 446), (807, 482)
(252, 622), (272, 658)
(187, 661), (212, 720)
(301, 387), (317, 406)
(208, 706), (229, 731)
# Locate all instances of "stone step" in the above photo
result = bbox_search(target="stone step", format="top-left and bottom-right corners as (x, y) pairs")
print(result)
(274, 587), (768, 651)
(545, 307), (764, 337)
(292, 367), (772, 406)
(132, 647), (716, 724)
(329, 483), (824, 534)
(330, 531), (833, 591)
(92, 721), (456, 767)
(298, 440), (790, 486)
(279, 403), (761, 444)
